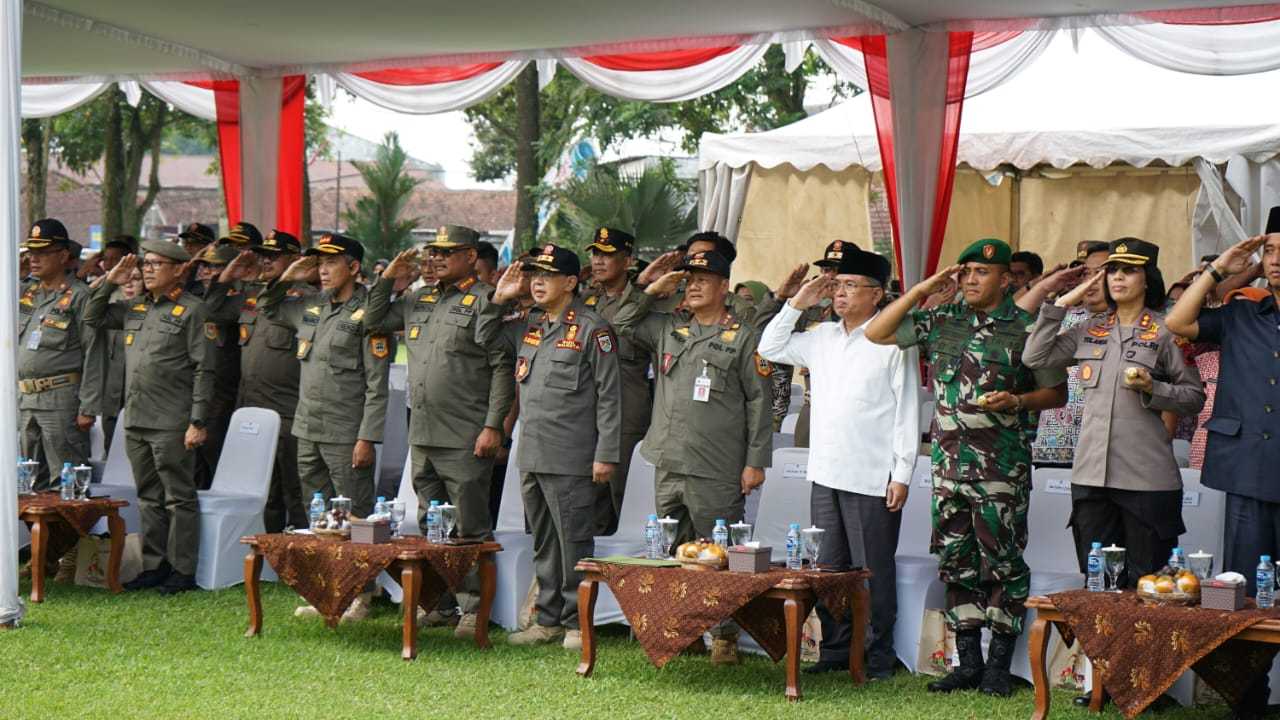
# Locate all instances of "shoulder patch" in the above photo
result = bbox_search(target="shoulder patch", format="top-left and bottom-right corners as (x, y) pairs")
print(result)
(754, 352), (772, 378)
(594, 329), (614, 354)
(204, 322), (219, 341)
(369, 335), (389, 359)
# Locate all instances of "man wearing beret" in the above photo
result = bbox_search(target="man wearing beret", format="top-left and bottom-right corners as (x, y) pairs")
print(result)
(366, 225), (514, 637)
(867, 238), (1068, 697)
(760, 246), (920, 680)
(190, 243), (243, 490)
(612, 249), (773, 666)
(86, 239), (215, 595)
(258, 233), (391, 621)
(582, 227), (652, 535)
(211, 230), (315, 532)
(18, 219), (103, 490)
(480, 244), (622, 650)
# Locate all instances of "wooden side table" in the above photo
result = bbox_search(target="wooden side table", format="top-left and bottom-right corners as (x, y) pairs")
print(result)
(574, 560), (869, 701)
(241, 537), (501, 660)
(20, 499), (127, 602)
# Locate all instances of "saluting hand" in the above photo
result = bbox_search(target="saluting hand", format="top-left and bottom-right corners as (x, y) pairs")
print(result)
(1054, 269), (1103, 308)
(790, 275), (832, 310)
(740, 466), (765, 495)
(492, 263), (525, 304)
(643, 270), (687, 298)
(775, 263), (810, 300)
(1213, 235), (1265, 278)
(592, 462), (616, 486)
(105, 254), (137, 285)
(636, 250), (683, 286)
(280, 256), (318, 283)
(915, 264), (963, 299)
(219, 250), (258, 284)
(383, 248), (419, 281)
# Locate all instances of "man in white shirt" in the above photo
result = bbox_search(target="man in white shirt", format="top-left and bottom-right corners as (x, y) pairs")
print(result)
(758, 247), (921, 679)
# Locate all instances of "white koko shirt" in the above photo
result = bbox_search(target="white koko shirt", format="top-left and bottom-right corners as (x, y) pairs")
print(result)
(759, 303), (921, 497)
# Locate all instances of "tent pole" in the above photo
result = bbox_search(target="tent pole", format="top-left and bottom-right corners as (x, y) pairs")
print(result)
(0, 0), (27, 629)
(1009, 171), (1022, 250)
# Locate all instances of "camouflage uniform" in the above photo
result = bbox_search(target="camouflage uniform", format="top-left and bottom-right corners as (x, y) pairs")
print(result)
(895, 293), (1066, 634)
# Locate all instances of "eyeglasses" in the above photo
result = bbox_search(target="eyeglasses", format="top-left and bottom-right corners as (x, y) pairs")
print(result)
(141, 260), (179, 269)
(427, 248), (460, 258)
(834, 280), (881, 292)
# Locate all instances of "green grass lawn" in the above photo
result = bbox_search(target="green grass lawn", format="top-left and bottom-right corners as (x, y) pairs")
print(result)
(0, 579), (1229, 719)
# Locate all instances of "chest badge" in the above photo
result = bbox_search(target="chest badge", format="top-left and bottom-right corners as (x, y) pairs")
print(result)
(515, 356), (530, 382)
(409, 325), (421, 340)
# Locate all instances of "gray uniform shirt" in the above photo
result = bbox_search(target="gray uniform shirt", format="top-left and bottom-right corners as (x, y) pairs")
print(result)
(612, 293), (773, 481)
(257, 282), (390, 445)
(84, 283), (215, 431)
(364, 275), (514, 449)
(18, 277), (103, 414)
(583, 282), (652, 438)
(477, 297), (622, 476)
(1023, 303), (1205, 491)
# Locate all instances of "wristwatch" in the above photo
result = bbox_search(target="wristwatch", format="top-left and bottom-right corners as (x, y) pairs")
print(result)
(190, 419), (206, 429)
(1208, 266), (1227, 283)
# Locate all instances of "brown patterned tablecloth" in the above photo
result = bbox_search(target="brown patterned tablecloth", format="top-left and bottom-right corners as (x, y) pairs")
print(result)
(1050, 589), (1280, 718)
(597, 562), (868, 668)
(20, 491), (124, 560)
(252, 534), (485, 626)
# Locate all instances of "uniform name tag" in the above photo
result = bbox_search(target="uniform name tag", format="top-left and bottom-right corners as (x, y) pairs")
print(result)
(692, 362), (711, 403)
(409, 325), (421, 340)
(124, 333), (134, 346)
(26, 324), (42, 350)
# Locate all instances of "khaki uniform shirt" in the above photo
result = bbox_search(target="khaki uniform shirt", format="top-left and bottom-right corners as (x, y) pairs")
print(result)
(257, 282), (390, 445)
(101, 288), (128, 417)
(582, 282), (652, 438)
(199, 283), (241, 419)
(17, 277), (103, 414)
(1024, 303), (1205, 491)
(477, 297), (622, 476)
(84, 283), (214, 431)
(612, 293), (773, 481)
(365, 275), (513, 449)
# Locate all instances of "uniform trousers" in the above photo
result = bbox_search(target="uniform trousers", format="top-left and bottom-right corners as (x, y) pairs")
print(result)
(411, 444), (494, 613)
(261, 418), (305, 533)
(810, 483), (900, 671)
(125, 427), (200, 575)
(1069, 485), (1183, 588)
(523, 472), (595, 630)
(296, 438), (375, 518)
(592, 430), (645, 536)
(20, 384), (91, 490)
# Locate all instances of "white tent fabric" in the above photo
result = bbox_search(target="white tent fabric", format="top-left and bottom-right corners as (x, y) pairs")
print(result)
(1096, 18), (1280, 75)
(20, 79), (216, 120)
(1, 0), (22, 628)
(560, 39), (772, 103)
(20, 81), (111, 117)
(330, 61), (527, 115)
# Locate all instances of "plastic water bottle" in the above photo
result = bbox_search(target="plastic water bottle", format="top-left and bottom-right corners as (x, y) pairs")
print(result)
(1086, 542), (1105, 592)
(1257, 556), (1275, 609)
(59, 462), (74, 500)
(713, 518), (729, 549)
(786, 523), (803, 570)
(426, 500), (442, 543)
(644, 514), (661, 560)
(373, 496), (387, 520)
(308, 492), (325, 530)
(1168, 547), (1186, 572)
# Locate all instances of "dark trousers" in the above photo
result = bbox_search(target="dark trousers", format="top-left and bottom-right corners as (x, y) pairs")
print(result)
(262, 419), (305, 533)
(1069, 485), (1184, 588)
(810, 483), (900, 671)
(1224, 494), (1280, 714)
(488, 462), (506, 531)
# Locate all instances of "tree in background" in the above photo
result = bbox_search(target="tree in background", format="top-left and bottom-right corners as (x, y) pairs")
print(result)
(464, 46), (857, 253)
(21, 118), (51, 227)
(544, 161), (696, 257)
(341, 131), (421, 262)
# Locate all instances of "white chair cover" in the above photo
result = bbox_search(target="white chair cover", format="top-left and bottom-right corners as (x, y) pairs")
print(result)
(491, 426), (535, 630)
(779, 413), (799, 435)
(195, 407), (280, 590)
(93, 415), (140, 534)
(591, 442), (657, 626)
(754, 447), (811, 562)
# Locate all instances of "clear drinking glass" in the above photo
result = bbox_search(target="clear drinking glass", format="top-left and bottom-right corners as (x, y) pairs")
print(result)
(16, 459), (32, 495)
(1102, 545), (1126, 592)
(73, 464), (92, 500)
(439, 503), (458, 542)
(330, 496), (352, 528)
(801, 527), (825, 569)
(1187, 551), (1214, 581)
(388, 500), (406, 537)
(729, 522), (753, 548)
(658, 517), (680, 558)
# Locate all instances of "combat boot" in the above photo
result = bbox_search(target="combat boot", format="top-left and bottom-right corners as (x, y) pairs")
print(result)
(927, 628), (984, 693)
(979, 631), (1018, 697)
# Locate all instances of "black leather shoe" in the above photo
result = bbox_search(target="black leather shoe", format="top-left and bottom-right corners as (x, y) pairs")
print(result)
(156, 572), (196, 595)
(123, 563), (171, 591)
(979, 631), (1018, 697)
(804, 660), (846, 675)
(1073, 692), (1107, 708)
(927, 629), (985, 693)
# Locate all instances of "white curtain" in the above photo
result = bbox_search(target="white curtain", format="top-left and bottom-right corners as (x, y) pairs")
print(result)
(698, 163), (753, 240)
(559, 37), (771, 103)
(1095, 20), (1280, 75)
(21, 79), (216, 120)
(2, 0), (26, 628)
(140, 80), (216, 120)
(329, 61), (527, 115)
(1192, 158), (1247, 261)
(19, 81), (110, 117)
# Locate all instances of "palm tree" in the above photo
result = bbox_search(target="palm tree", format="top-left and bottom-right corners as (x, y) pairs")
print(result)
(342, 131), (421, 263)
(547, 160), (697, 257)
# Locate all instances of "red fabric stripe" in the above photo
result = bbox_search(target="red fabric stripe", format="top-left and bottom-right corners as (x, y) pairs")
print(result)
(582, 45), (737, 71)
(275, 76), (306, 235)
(1138, 4), (1280, 25)
(971, 30), (1020, 52)
(858, 35), (901, 282)
(188, 79), (243, 225)
(925, 32), (974, 279)
(355, 63), (502, 85)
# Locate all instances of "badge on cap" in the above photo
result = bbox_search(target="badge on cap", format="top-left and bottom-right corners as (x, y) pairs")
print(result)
(1116, 243), (1129, 255)
(31, 225), (41, 238)
(982, 244), (996, 259)
(599, 228), (609, 241)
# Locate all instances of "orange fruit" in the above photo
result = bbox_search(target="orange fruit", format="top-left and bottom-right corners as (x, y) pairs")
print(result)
(1154, 578), (1176, 594)
(1176, 574), (1200, 594)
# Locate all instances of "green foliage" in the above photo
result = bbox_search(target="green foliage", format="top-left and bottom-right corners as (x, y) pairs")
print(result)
(341, 131), (422, 262)
(542, 161), (696, 257)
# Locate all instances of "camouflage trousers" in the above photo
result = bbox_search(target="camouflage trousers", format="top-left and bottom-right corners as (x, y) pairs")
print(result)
(931, 475), (1030, 635)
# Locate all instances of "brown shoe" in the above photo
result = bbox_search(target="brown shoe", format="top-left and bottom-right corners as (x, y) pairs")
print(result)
(710, 635), (740, 666)
(454, 613), (477, 639)
(508, 624), (564, 646)
(53, 551), (77, 583)
(417, 608), (458, 627)
(339, 593), (372, 624)
(562, 629), (582, 650)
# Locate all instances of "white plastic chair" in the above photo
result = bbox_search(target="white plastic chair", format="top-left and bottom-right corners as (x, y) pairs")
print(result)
(89, 418), (106, 461)
(779, 413), (799, 435)
(492, 427), (536, 631)
(195, 407), (280, 590)
(1171, 438), (1191, 469)
(895, 457), (944, 672)
(94, 415), (141, 534)
(753, 447), (811, 562)
(590, 442), (657, 626)
(379, 389), (408, 498)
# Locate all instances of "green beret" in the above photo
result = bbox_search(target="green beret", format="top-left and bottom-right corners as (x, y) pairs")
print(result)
(139, 238), (191, 263)
(957, 238), (1012, 266)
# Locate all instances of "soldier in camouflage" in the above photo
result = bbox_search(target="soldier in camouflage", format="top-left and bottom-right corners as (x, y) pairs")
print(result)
(867, 238), (1067, 698)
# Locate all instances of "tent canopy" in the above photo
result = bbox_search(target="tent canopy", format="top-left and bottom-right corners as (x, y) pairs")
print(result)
(700, 31), (1280, 174)
(22, 0), (1280, 80)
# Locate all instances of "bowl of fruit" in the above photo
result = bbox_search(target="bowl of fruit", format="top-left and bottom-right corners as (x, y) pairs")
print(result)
(1137, 566), (1201, 605)
(676, 540), (728, 571)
